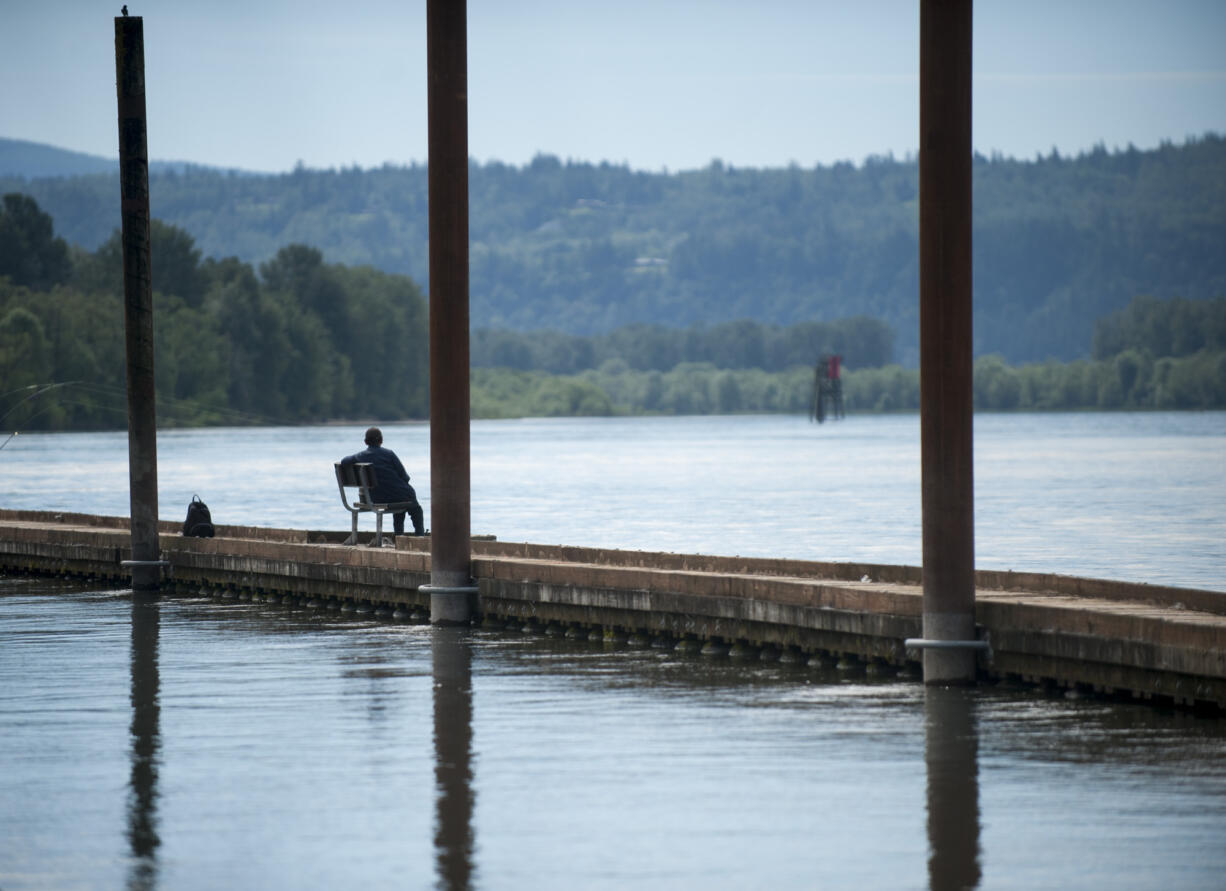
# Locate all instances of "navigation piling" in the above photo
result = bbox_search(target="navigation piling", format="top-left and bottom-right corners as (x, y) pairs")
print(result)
(426, 0), (477, 623)
(115, 14), (163, 591)
(918, 0), (976, 682)
(811, 353), (845, 423)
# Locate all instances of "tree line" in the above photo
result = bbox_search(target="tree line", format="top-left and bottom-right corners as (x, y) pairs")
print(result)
(5, 134), (1224, 366)
(472, 315), (893, 374)
(470, 295), (1226, 418)
(0, 195), (427, 430)
(468, 352), (1224, 420)
(2, 196), (1222, 433)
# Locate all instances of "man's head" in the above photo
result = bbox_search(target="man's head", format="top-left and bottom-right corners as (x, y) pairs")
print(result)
(364, 427), (383, 447)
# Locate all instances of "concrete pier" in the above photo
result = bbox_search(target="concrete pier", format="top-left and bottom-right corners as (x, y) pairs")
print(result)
(1, 509), (1223, 712)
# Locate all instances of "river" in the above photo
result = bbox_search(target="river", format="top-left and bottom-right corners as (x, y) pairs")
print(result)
(4, 411), (1225, 589)
(1, 411), (1224, 888)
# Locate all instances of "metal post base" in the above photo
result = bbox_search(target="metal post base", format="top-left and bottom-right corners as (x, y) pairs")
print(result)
(906, 636), (987, 686)
(904, 639), (989, 651)
(422, 584), (478, 625)
(909, 612), (984, 685)
(121, 558), (170, 591)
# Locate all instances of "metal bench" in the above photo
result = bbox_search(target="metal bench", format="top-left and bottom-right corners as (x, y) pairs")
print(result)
(334, 462), (416, 547)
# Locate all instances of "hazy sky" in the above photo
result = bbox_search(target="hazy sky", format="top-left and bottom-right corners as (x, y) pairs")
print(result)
(4, 0), (1224, 173)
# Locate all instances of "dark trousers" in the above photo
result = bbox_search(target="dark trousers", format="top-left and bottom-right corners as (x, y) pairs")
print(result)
(393, 500), (425, 535)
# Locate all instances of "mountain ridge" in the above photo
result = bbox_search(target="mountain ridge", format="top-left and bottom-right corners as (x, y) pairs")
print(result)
(0, 136), (261, 179)
(3, 133), (1223, 365)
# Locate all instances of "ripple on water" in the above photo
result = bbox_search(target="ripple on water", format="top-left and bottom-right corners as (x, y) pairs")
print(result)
(1, 585), (1225, 889)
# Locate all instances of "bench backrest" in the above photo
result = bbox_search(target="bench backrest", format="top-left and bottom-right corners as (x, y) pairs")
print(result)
(336, 461), (376, 489)
(335, 462), (377, 508)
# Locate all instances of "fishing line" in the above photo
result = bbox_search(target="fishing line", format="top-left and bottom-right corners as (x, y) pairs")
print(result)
(0, 381), (82, 426)
(68, 380), (284, 426)
(1, 379), (308, 442)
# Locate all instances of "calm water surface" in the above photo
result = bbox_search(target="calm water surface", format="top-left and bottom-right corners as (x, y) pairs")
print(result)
(4, 411), (1225, 589)
(2, 413), (1225, 888)
(2, 577), (1225, 890)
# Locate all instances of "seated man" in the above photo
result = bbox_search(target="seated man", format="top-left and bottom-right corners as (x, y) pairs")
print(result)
(340, 426), (426, 536)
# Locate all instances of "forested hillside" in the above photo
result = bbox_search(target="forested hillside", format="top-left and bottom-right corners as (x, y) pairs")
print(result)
(3, 134), (1223, 365)
(2, 192), (1222, 430)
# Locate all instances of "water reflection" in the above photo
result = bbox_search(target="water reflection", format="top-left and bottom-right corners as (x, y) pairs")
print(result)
(925, 686), (981, 890)
(433, 628), (475, 890)
(4, 586), (1226, 887)
(127, 592), (161, 890)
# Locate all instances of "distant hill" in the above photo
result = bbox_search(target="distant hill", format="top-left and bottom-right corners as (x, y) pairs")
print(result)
(0, 136), (253, 180)
(0, 138), (117, 178)
(3, 133), (1224, 364)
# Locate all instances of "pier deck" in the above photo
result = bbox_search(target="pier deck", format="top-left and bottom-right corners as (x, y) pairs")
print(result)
(2, 509), (1223, 711)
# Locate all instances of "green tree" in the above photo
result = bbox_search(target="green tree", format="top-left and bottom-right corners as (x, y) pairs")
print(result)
(261, 244), (350, 345)
(0, 305), (53, 394)
(974, 354), (1022, 410)
(150, 220), (208, 307)
(154, 297), (231, 424)
(334, 264), (428, 418)
(208, 259), (295, 420)
(73, 219), (210, 306)
(1093, 295), (1226, 361)
(715, 371), (742, 412)
(0, 193), (71, 290)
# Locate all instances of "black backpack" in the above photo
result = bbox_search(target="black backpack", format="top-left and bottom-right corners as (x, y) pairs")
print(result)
(183, 494), (215, 537)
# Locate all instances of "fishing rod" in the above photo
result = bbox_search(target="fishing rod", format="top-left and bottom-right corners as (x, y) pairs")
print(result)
(67, 380), (280, 425)
(1, 379), (298, 445)
(0, 381), (82, 427)
(2, 378), (393, 445)
(0, 399), (95, 450)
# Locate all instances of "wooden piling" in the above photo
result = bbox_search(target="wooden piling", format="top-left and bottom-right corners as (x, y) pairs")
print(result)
(115, 15), (161, 591)
(919, 0), (976, 682)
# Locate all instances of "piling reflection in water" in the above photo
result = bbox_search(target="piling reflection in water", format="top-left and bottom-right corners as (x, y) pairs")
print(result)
(127, 592), (161, 890)
(2, 584), (1226, 886)
(925, 686), (981, 890)
(433, 628), (475, 890)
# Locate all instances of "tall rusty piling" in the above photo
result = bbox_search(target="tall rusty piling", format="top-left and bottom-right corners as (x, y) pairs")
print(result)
(425, 0), (476, 622)
(115, 14), (162, 591)
(918, 0), (976, 682)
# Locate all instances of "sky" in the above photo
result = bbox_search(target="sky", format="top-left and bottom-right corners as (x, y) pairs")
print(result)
(3, 0), (1225, 174)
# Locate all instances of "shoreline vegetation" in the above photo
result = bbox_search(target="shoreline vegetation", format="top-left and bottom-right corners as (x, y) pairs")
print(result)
(470, 346), (1226, 420)
(1, 193), (1223, 431)
(5, 311), (1222, 430)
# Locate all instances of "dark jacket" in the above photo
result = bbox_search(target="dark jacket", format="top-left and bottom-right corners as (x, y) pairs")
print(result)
(341, 445), (418, 504)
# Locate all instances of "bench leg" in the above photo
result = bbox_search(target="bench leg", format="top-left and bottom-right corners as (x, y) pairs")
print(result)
(373, 513), (384, 548)
(343, 512), (359, 546)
